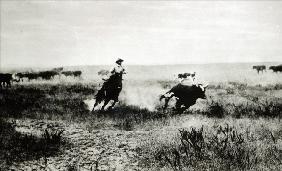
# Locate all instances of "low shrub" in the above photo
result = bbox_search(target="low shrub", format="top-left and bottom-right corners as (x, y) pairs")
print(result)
(0, 119), (66, 166)
(152, 125), (261, 170)
(204, 100), (225, 118)
(232, 97), (282, 118)
(255, 100), (282, 118)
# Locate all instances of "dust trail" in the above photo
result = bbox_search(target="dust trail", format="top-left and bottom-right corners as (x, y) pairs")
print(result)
(83, 99), (95, 111)
(83, 80), (172, 112)
(120, 81), (169, 111)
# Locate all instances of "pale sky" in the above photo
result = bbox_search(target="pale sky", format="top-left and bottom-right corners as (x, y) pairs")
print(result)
(1, 0), (282, 68)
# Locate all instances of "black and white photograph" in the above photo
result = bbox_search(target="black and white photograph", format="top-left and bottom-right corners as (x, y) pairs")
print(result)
(0, 0), (281, 170)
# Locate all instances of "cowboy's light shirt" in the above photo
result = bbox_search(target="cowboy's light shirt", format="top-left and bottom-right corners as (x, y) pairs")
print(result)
(100, 64), (126, 81)
(110, 64), (126, 75)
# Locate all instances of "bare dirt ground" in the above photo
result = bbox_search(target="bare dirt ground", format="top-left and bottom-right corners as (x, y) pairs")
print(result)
(9, 119), (148, 171)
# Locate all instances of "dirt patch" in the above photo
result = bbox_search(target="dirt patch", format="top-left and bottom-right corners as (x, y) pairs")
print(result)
(8, 119), (148, 171)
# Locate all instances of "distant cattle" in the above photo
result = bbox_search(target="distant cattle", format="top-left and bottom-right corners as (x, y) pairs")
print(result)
(73, 71), (82, 77)
(0, 73), (19, 88)
(269, 65), (282, 73)
(14, 69), (81, 82)
(38, 71), (59, 80)
(160, 84), (208, 113)
(253, 65), (266, 74)
(16, 72), (40, 81)
(15, 72), (26, 82)
(62, 71), (73, 77)
(15, 71), (59, 81)
(15, 72), (39, 81)
(52, 67), (64, 72)
(62, 71), (82, 78)
(25, 72), (40, 81)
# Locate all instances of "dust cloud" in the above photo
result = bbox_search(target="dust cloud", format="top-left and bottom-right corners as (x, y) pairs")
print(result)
(120, 81), (169, 111)
(83, 80), (172, 111)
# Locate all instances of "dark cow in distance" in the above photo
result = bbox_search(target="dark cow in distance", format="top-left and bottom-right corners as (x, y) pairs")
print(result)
(62, 71), (82, 78)
(16, 72), (41, 81)
(52, 67), (64, 72)
(16, 71), (58, 81)
(16, 72), (40, 81)
(0, 73), (19, 88)
(38, 71), (58, 80)
(253, 65), (266, 74)
(62, 71), (73, 77)
(0, 73), (12, 88)
(160, 84), (208, 113)
(269, 65), (282, 73)
(15, 72), (27, 82)
(73, 71), (82, 77)
(25, 72), (40, 81)
(16, 70), (82, 81)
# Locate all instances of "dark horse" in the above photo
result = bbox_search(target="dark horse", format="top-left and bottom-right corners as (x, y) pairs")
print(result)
(92, 73), (123, 111)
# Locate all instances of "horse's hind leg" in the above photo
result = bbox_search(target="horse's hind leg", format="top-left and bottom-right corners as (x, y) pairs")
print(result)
(108, 100), (117, 110)
(101, 99), (110, 111)
(92, 101), (99, 112)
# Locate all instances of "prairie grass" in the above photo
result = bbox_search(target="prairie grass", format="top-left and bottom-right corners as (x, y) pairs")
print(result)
(1, 81), (281, 119)
(0, 118), (67, 170)
(138, 115), (282, 170)
(0, 80), (281, 170)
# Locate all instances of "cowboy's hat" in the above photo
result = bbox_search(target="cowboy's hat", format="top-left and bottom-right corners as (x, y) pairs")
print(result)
(116, 58), (124, 63)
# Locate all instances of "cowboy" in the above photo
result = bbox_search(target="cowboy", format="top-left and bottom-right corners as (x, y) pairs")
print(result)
(98, 58), (126, 81)
(99, 58), (126, 93)
(110, 58), (126, 76)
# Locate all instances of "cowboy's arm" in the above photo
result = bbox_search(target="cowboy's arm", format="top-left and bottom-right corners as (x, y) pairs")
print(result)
(110, 66), (116, 74)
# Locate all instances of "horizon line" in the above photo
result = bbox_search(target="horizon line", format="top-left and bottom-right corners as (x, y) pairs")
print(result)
(1, 61), (282, 70)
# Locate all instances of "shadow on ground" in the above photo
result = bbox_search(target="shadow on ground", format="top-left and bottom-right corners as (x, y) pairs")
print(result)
(0, 118), (68, 169)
